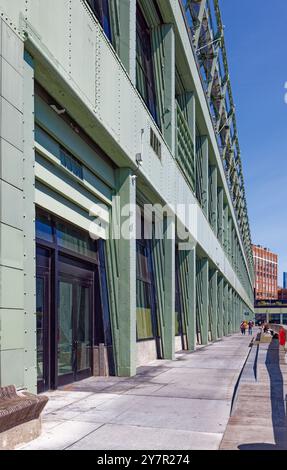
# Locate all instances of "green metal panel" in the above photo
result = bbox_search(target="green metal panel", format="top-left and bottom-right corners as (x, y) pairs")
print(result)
(196, 256), (209, 345)
(151, 24), (175, 153)
(223, 281), (229, 336)
(196, 135), (209, 217)
(23, 51), (37, 393)
(178, 247), (196, 351)
(209, 268), (218, 341)
(209, 165), (217, 233)
(228, 286), (233, 335)
(217, 187), (224, 244)
(106, 169), (136, 377)
(152, 216), (175, 360)
(118, 0), (136, 81)
(217, 275), (224, 339)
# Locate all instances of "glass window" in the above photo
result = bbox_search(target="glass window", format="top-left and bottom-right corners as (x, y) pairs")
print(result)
(60, 148), (83, 180)
(136, 240), (156, 340)
(36, 213), (54, 243)
(136, 4), (158, 124)
(269, 314), (281, 325)
(56, 221), (98, 260)
(86, 0), (112, 41)
(136, 280), (154, 340)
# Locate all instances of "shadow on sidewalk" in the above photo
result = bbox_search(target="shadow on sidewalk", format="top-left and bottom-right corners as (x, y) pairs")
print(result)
(238, 339), (287, 451)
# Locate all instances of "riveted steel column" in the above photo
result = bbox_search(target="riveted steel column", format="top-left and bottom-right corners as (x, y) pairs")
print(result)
(209, 268), (218, 341)
(161, 24), (175, 155)
(162, 215), (175, 360)
(201, 136), (209, 218)
(119, 0), (136, 84)
(0, 22), (26, 389)
(116, 168), (137, 377)
(199, 258), (209, 345)
(23, 51), (37, 393)
(223, 204), (228, 255)
(178, 246), (196, 352)
(223, 281), (229, 336)
(217, 187), (224, 244)
(230, 289), (234, 333)
(217, 275), (224, 339)
(209, 165), (217, 234)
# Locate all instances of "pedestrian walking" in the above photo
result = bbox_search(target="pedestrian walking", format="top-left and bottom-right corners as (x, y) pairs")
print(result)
(279, 326), (286, 352)
(248, 320), (254, 336)
(240, 321), (247, 335)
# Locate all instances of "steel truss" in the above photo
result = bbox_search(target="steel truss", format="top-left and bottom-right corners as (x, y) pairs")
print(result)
(181, 0), (253, 275)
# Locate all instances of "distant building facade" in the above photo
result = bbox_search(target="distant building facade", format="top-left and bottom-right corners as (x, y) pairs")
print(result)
(278, 288), (287, 301)
(283, 272), (287, 289)
(252, 245), (278, 300)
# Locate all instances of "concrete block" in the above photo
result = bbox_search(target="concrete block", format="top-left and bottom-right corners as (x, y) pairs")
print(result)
(136, 339), (157, 367)
(1, 418), (42, 451)
(0, 308), (24, 350)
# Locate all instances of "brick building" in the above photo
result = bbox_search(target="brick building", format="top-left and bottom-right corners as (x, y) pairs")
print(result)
(252, 245), (278, 300)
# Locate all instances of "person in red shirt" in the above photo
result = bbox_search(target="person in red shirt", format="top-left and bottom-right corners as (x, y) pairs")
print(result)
(279, 326), (286, 351)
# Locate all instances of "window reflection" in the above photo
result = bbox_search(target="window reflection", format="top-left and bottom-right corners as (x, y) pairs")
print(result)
(136, 3), (158, 125)
(86, 0), (112, 41)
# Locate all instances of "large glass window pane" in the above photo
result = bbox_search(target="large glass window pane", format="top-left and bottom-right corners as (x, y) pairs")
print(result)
(269, 314), (281, 325)
(282, 315), (287, 325)
(58, 281), (73, 376)
(36, 213), (54, 243)
(56, 222), (98, 260)
(136, 4), (158, 124)
(36, 277), (44, 381)
(75, 285), (91, 372)
(136, 280), (153, 340)
(86, 0), (112, 41)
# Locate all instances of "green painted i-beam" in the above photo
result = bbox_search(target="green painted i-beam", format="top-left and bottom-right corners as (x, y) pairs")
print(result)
(196, 256), (209, 345)
(109, 168), (137, 377)
(217, 275), (224, 339)
(162, 216), (176, 360)
(178, 246), (196, 351)
(209, 268), (218, 341)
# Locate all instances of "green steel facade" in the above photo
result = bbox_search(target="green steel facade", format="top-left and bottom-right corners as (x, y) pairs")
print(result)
(0, 0), (254, 394)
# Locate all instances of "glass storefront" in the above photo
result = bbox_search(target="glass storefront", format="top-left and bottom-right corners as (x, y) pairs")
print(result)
(36, 208), (112, 392)
(269, 314), (281, 324)
(136, 240), (157, 341)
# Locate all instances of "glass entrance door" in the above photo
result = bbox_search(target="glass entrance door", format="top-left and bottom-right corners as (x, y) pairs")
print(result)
(58, 275), (93, 385)
(36, 247), (51, 393)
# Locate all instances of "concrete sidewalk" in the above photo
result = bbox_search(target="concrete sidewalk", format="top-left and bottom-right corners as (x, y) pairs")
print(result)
(21, 334), (252, 451)
(220, 333), (287, 450)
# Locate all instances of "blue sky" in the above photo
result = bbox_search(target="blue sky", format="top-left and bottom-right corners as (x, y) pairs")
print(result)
(220, 0), (287, 284)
